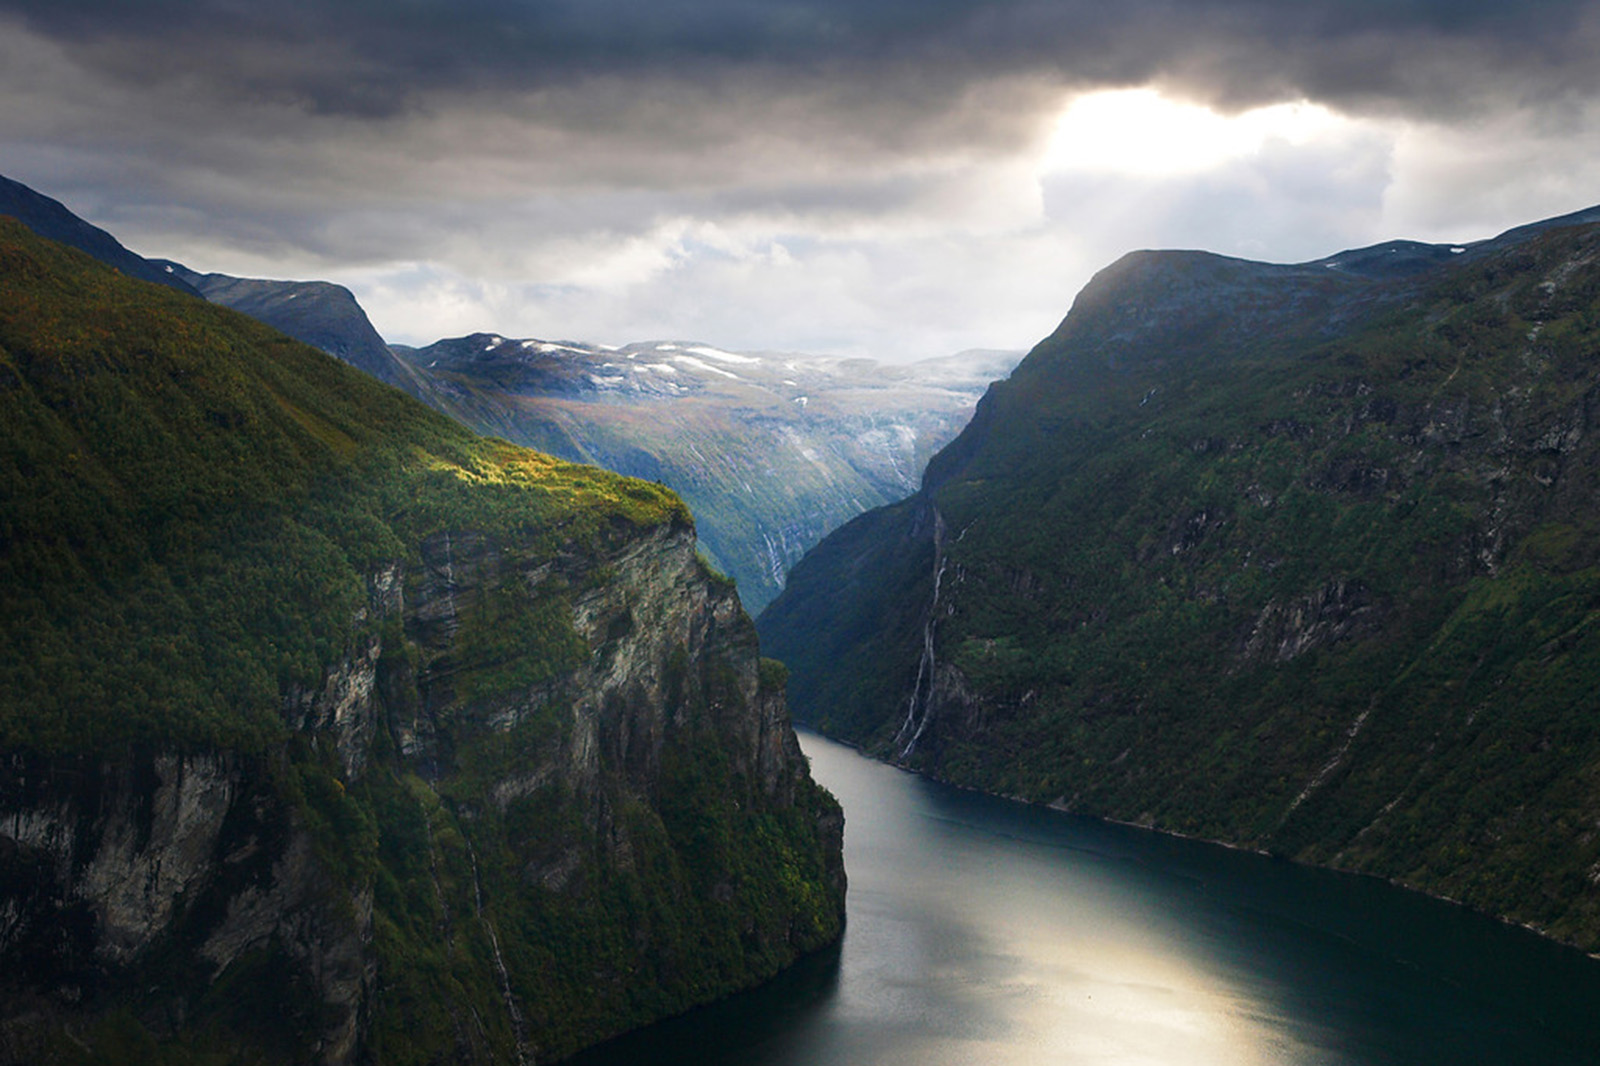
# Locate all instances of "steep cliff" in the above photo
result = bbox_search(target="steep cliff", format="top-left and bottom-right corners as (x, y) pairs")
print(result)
(761, 209), (1600, 951)
(0, 218), (844, 1065)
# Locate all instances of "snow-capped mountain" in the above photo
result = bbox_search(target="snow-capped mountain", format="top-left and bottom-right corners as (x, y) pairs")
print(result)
(396, 334), (1020, 611)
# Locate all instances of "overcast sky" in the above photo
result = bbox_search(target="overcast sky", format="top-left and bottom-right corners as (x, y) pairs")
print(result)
(3, 0), (1599, 360)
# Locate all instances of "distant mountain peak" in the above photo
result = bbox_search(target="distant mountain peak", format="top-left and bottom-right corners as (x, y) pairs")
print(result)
(154, 259), (428, 396)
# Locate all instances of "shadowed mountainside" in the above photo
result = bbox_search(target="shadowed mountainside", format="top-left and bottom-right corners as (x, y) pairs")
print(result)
(761, 206), (1600, 952)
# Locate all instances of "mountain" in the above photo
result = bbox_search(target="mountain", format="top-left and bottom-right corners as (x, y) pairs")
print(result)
(759, 208), (1600, 952)
(393, 336), (1018, 612)
(158, 261), (432, 397)
(0, 218), (844, 1064)
(0, 172), (429, 398)
(0, 174), (200, 297)
(0, 172), (1016, 614)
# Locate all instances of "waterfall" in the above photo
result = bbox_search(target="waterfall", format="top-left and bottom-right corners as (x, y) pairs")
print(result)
(463, 831), (530, 1065)
(763, 529), (787, 587)
(441, 531), (458, 625)
(893, 507), (947, 761)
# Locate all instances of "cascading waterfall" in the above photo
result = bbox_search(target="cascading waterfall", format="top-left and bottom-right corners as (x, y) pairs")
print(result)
(893, 507), (947, 760)
(442, 531), (458, 623)
(762, 529), (789, 588)
(462, 831), (530, 1065)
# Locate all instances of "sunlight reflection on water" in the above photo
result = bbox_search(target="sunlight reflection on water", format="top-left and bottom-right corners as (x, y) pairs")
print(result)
(571, 731), (1600, 1066)
(819, 770), (1285, 1066)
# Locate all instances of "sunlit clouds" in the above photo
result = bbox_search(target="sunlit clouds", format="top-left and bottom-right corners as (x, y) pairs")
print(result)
(1040, 90), (1349, 177)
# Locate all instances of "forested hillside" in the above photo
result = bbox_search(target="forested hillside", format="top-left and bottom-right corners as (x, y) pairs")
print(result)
(762, 211), (1600, 951)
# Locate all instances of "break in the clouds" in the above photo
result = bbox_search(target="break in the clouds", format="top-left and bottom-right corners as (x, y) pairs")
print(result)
(2, 0), (1600, 358)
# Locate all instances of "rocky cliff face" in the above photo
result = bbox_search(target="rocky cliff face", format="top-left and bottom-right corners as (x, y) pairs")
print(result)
(0, 747), (371, 1063)
(762, 209), (1600, 953)
(0, 219), (844, 1065)
(3, 522), (841, 1064)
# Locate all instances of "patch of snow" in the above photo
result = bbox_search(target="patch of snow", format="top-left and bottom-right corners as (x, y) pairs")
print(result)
(647, 363), (678, 374)
(794, 395), (809, 407)
(782, 379), (797, 386)
(429, 360), (438, 368)
(655, 343), (679, 351)
(586, 374), (622, 388)
(687, 345), (759, 364)
(1450, 247), (1466, 254)
(673, 355), (740, 379)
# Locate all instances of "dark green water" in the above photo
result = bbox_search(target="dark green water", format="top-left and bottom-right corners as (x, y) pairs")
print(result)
(573, 731), (1600, 1065)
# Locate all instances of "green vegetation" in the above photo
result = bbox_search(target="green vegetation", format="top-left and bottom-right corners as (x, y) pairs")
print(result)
(762, 220), (1600, 951)
(0, 219), (684, 753)
(411, 385), (905, 613)
(0, 218), (842, 1064)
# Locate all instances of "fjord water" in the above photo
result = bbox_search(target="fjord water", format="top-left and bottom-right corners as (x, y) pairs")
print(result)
(574, 731), (1600, 1065)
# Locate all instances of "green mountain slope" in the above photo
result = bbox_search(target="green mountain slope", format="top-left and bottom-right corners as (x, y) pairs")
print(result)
(157, 261), (432, 398)
(761, 212), (1600, 951)
(0, 174), (201, 297)
(0, 218), (844, 1064)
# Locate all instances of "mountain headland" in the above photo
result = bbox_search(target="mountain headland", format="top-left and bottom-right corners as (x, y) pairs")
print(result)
(0, 218), (844, 1064)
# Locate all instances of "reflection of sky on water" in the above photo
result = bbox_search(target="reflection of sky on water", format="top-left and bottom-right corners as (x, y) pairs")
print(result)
(574, 731), (1600, 1066)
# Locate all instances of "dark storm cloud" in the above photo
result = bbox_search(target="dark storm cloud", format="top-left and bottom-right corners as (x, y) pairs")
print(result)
(4, 0), (1597, 121)
(5, 0), (1598, 360)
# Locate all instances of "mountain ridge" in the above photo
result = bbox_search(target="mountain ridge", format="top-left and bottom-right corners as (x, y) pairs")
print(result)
(761, 202), (1600, 953)
(157, 260), (431, 396)
(0, 170), (1019, 614)
(0, 174), (201, 297)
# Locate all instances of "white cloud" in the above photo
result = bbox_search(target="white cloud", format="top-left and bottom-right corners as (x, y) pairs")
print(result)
(1378, 100), (1600, 242)
(323, 84), (1600, 363)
